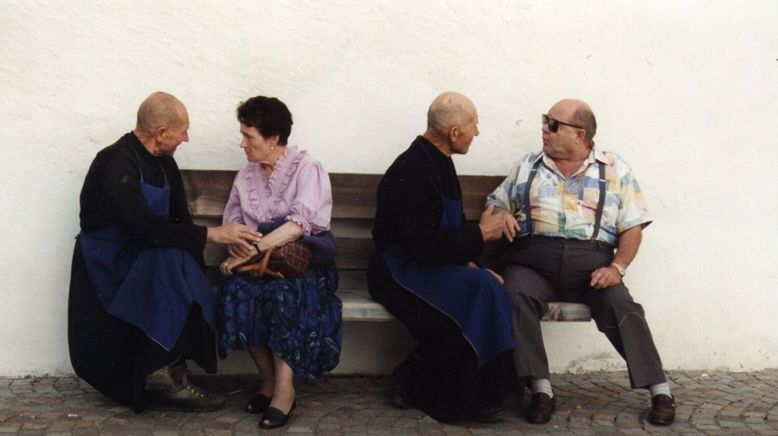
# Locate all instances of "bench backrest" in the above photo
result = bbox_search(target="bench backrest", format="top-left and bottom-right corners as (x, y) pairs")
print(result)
(180, 170), (505, 284)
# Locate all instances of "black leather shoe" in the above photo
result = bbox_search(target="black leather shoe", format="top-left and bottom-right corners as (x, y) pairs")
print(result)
(473, 401), (504, 423)
(525, 392), (555, 424)
(259, 401), (296, 430)
(648, 394), (676, 426)
(245, 393), (272, 414)
(389, 369), (411, 409)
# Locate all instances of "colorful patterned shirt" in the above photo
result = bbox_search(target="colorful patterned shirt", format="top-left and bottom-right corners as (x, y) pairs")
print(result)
(485, 149), (651, 246)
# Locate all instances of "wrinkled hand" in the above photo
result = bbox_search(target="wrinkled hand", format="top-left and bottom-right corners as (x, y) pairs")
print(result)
(484, 268), (504, 284)
(219, 256), (241, 277)
(492, 207), (520, 242)
(478, 205), (506, 242)
(228, 243), (254, 259)
(208, 223), (262, 251)
(590, 265), (621, 289)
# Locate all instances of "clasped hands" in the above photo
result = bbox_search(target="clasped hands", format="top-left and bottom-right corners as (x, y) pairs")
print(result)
(209, 223), (264, 277)
(219, 241), (263, 277)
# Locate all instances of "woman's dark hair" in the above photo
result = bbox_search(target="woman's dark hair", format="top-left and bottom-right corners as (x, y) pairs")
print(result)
(236, 96), (293, 145)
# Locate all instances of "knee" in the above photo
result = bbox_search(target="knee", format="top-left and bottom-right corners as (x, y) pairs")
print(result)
(503, 267), (548, 302)
(591, 286), (646, 321)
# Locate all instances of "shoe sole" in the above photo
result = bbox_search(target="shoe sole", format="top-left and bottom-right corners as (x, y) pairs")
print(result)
(145, 393), (226, 413)
(648, 415), (675, 426)
(147, 401), (226, 413)
(525, 414), (552, 424)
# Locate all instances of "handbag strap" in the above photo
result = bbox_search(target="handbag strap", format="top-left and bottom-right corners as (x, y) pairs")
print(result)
(235, 246), (285, 279)
(257, 246), (272, 277)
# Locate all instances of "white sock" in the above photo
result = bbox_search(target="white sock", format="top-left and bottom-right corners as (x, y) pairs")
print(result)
(649, 382), (671, 398)
(531, 378), (554, 398)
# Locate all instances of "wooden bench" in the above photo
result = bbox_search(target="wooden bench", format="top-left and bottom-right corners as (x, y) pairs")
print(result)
(180, 171), (591, 323)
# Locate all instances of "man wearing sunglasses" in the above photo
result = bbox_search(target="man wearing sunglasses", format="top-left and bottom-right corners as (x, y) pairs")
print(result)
(485, 99), (675, 426)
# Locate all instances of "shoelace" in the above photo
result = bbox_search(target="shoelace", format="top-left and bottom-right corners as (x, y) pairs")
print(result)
(183, 383), (206, 398)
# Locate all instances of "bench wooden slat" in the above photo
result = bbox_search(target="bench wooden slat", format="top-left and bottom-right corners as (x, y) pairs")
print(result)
(181, 170), (235, 219)
(181, 170), (505, 220)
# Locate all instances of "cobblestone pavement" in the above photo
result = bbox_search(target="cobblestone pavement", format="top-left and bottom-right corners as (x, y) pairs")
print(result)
(1, 369), (777, 435)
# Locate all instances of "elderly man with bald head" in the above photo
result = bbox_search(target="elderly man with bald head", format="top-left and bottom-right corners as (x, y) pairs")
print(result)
(69, 92), (262, 412)
(486, 99), (675, 426)
(368, 92), (514, 423)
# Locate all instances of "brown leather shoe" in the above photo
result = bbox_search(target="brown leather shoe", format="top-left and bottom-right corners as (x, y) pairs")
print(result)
(145, 382), (226, 412)
(525, 392), (555, 424)
(648, 394), (676, 426)
(144, 366), (225, 412)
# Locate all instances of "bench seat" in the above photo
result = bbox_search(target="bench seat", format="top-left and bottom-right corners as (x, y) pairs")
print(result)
(338, 287), (591, 322)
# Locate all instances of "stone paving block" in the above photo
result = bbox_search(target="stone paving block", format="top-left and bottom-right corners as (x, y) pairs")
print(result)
(0, 424), (21, 433)
(748, 424), (778, 435)
(615, 429), (652, 435)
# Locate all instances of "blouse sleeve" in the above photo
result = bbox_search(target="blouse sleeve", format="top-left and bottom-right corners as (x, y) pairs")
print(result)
(285, 160), (332, 235)
(222, 181), (245, 225)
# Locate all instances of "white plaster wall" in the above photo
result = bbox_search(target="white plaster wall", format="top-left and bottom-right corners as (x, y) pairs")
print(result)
(0, 0), (776, 376)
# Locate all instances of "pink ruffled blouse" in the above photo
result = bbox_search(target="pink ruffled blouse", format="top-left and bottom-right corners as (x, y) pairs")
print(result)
(222, 146), (332, 235)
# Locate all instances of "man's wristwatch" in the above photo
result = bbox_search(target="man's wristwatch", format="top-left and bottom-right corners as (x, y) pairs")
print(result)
(610, 262), (626, 277)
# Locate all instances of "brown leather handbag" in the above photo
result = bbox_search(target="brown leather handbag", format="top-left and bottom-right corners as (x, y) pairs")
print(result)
(235, 242), (312, 279)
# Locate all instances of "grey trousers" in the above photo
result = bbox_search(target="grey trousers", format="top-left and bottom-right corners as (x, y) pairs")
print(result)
(503, 237), (666, 389)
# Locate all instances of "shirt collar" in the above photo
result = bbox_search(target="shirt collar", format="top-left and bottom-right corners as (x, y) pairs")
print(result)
(592, 148), (608, 164)
(537, 148), (607, 166)
(536, 148), (606, 178)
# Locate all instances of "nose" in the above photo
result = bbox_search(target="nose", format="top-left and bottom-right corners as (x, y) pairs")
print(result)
(475, 126), (480, 136)
(183, 131), (189, 142)
(542, 123), (550, 134)
(240, 137), (247, 149)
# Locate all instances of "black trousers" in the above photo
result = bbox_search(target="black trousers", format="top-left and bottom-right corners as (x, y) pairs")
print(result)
(503, 237), (666, 389)
(367, 254), (512, 423)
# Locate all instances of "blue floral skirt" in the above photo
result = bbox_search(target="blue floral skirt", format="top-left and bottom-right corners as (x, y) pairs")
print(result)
(218, 263), (343, 380)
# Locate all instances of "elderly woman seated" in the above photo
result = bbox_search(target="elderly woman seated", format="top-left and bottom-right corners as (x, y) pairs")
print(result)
(219, 96), (342, 430)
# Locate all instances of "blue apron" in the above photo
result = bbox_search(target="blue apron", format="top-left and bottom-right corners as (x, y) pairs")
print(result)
(77, 154), (215, 350)
(380, 196), (514, 366)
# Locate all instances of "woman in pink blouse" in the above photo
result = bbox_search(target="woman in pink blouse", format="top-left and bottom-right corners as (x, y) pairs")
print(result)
(219, 96), (342, 430)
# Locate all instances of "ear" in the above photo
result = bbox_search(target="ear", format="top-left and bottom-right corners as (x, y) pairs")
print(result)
(576, 128), (587, 143)
(152, 126), (167, 142)
(448, 125), (460, 143)
(270, 135), (281, 146)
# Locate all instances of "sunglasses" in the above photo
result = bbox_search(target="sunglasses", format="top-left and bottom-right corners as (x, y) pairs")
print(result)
(542, 114), (584, 133)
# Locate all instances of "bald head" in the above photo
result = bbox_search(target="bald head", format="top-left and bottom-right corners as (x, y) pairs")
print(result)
(135, 91), (188, 135)
(427, 92), (477, 135)
(551, 98), (597, 148)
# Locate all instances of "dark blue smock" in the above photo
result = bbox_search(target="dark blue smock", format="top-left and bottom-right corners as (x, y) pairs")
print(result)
(380, 196), (513, 366)
(77, 154), (215, 350)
